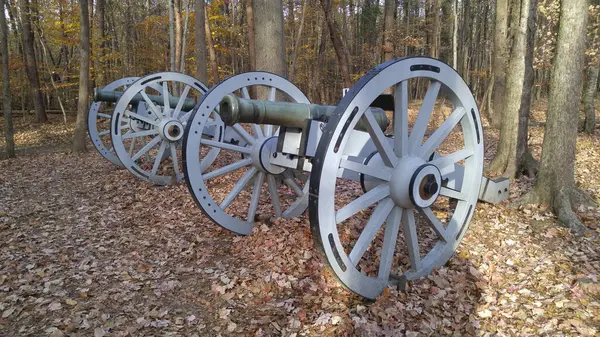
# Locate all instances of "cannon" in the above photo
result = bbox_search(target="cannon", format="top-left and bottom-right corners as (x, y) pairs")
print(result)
(182, 57), (509, 299)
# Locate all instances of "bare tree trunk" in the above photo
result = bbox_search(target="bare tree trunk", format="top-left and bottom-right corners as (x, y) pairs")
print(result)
(521, 0), (592, 234)
(583, 67), (598, 133)
(19, 0), (46, 123)
(1, 0), (15, 158)
(96, 0), (105, 86)
(253, 0), (286, 78)
(73, 0), (90, 152)
(289, 0), (307, 82)
(320, 0), (351, 88)
(205, 6), (219, 83)
(490, 0), (508, 129)
(195, 0), (207, 82)
(430, 0), (441, 58)
(452, 0), (458, 69)
(180, 0), (191, 73)
(382, 0), (395, 62)
(175, 0), (183, 72)
(245, 0), (256, 72)
(169, 0), (176, 72)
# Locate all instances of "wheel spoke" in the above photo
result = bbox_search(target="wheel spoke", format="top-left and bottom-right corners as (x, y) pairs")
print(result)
(220, 167), (257, 210)
(203, 158), (253, 180)
(263, 87), (277, 137)
(363, 109), (397, 167)
(336, 184), (390, 224)
(339, 158), (392, 181)
(349, 198), (395, 266)
(151, 141), (168, 175)
(267, 175), (282, 217)
(247, 172), (265, 222)
(420, 207), (449, 242)
(173, 85), (191, 119)
(140, 138), (152, 162)
(140, 91), (164, 121)
(201, 139), (252, 154)
(393, 81), (409, 158)
(241, 87), (251, 99)
(98, 113), (111, 119)
(283, 171), (303, 196)
(401, 208), (421, 271)
(439, 187), (467, 201)
(409, 81), (441, 154)
(378, 206), (403, 280)
(170, 143), (180, 177)
(418, 107), (466, 160)
(122, 129), (159, 139)
(268, 86), (277, 101)
(132, 136), (161, 161)
(233, 124), (256, 145)
(124, 110), (159, 126)
(431, 148), (474, 172)
(128, 136), (137, 157)
(253, 124), (264, 138)
(99, 130), (110, 136)
(162, 81), (171, 117)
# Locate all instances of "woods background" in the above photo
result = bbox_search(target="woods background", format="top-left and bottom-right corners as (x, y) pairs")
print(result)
(2, 0), (597, 117)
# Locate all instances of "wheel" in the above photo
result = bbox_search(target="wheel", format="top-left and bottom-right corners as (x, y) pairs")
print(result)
(110, 72), (211, 185)
(183, 72), (310, 235)
(88, 77), (141, 166)
(309, 57), (484, 299)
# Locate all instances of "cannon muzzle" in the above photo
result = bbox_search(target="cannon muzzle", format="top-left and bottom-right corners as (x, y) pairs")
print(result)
(93, 88), (197, 111)
(219, 94), (390, 132)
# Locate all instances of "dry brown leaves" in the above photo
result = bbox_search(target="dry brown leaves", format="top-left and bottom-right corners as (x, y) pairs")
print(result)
(0, 108), (600, 336)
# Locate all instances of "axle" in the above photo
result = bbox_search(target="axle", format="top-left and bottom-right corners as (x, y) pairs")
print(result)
(219, 94), (390, 132)
(93, 88), (197, 111)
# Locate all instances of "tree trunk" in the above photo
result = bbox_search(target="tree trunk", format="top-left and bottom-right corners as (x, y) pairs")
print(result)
(522, 0), (592, 233)
(245, 0), (256, 72)
(382, 0), (395, 62)
(583, 67), (598, 134)
(320, 0), (352, 88)
(253, 0), (286, 78)
(430, 0), (441, 58)
(19, 0), (46, 123)
(195, 0), (208, 82)
(289, 0), (307, 82)
(180, 0), (191, 73)
(73, 0), (90, 152)
(452, 0), (458, 69)
(96, 0), (105, 86)
(205, 6), (219, 83)
(175, 0), (183, 72)
(1, 0), (15, 158)
(169, 0), (176, 72)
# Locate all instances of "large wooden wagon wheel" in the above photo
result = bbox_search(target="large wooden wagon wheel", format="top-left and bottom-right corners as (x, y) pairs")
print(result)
(309, 57), (484, 299)
(183, 72), (310, 235)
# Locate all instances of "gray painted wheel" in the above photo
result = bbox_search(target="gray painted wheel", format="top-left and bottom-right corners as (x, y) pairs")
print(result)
(111, 72), (210, 185)
(88, 77), (140, 166)
(309, 57), (484, 299)
(183, 72), (310, 235)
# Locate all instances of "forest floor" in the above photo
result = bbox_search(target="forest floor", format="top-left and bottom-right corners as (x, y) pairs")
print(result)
(1, 106), (600, 336)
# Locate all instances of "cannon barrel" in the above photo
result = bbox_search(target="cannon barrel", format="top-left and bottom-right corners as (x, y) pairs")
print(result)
(93, 88), (197, 111)
(219, 94), (390, 132)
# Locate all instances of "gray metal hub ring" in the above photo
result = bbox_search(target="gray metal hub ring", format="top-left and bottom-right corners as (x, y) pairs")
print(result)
(183, 72), (310, 235)
(309, 57), (484, 299)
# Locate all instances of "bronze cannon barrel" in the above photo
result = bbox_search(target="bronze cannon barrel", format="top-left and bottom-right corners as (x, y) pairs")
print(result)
(219, 94), (390, 132)
(93, 88), (197, 111)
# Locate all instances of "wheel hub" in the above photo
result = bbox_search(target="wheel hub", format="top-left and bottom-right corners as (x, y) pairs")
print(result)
(389, 156), (442, 209)
(160, 119), (184, 142)
(252, 136), (285, 175)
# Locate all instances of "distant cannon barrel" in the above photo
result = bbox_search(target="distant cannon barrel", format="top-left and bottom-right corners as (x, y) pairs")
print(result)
(93, 88), (197, 111)
(219, 94), (390, 132)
